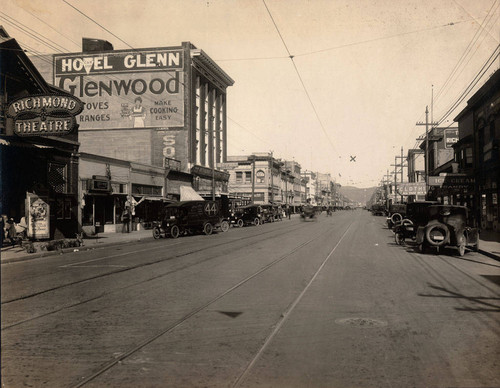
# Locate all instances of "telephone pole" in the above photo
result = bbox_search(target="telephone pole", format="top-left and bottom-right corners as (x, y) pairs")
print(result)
(417, 106), (438, 200)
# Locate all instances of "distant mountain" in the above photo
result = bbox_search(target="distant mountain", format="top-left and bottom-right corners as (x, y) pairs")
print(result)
(338, 186), (377, 205)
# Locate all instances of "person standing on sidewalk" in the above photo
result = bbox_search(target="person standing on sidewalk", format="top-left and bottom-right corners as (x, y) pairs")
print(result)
(121, 207), (131, 233)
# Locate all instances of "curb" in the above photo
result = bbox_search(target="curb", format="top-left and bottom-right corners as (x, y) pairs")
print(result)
(478, 249), (500, 261)
(1, 235), (152, 265)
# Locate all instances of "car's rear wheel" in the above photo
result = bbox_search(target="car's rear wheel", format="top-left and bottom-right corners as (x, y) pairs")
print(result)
(425, 223), (450, 246)
(237, 219), (244, 228)
(395, 232), (405, 245)
(253, 217), (260, 226)
(170, 225), (180, 239)
(220, 220), (229, 232)
(203, 222), (213, 235)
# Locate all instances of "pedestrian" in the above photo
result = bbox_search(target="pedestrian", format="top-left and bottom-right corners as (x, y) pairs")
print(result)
(121, 207), (131, 233)
(6, 218), (17, 247)
(287, 206), (291, 220)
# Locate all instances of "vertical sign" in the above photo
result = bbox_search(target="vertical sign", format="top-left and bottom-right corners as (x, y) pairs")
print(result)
(26, 193), (50, 239)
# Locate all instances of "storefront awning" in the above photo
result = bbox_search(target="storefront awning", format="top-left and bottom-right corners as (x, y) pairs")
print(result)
(180, 185), (204, 201)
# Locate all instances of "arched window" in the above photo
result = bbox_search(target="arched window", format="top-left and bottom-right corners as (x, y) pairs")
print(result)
(256, 170), (265, 184)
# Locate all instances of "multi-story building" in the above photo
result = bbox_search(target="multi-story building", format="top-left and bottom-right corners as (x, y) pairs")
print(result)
(32, 39), (234, 232)
(301, 170), (317, 204)
(1, 29), (84, 239)
(453, 69), (499, 232)
(225, 153), (285, 205)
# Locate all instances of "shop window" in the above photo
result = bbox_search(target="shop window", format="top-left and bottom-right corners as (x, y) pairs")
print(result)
(48, 163), (67, 193)
(132, 184), (162, 196)
(56, 197), (73, 220)
(256, 170), (265, 184)
(236, 171), (243, 182)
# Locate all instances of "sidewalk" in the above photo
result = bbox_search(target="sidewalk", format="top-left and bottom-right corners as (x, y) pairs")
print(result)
(477, 229), (500, 260)
(0, 229), (154, 264)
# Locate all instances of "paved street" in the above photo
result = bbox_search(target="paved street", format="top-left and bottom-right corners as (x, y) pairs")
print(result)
(2, 209), (499, 388)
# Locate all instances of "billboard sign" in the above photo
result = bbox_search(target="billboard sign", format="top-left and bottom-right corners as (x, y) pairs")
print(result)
(54, 48), (184, 130)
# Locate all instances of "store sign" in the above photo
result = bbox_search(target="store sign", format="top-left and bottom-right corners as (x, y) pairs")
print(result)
(428, 174), (475, 188)
(26, 193), (50, 239)
(396, 182), (427, 196)
(444, 129), (458, 148)
(54, 48), (184, 130)
(7, 95), (84, 137)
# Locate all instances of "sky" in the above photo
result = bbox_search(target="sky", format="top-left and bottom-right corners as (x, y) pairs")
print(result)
(3, 0), (499, 188)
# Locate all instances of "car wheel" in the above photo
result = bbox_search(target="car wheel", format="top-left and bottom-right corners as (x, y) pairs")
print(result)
(395, 232), (405, 245)
(220, 220), (229, 233)
(153, 227), (161, 239)
(425, 223), (450, 246)
(203, 223), (213, 235)
(253, 217), (260, 226)
(170, 225), (180, 239)
(237, 219), (244, 228)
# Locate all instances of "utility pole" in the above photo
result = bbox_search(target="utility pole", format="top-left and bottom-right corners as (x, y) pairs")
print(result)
(250, 155), (256, 204)
(417, 106), (438, 199)
(270, 150), (274, 204)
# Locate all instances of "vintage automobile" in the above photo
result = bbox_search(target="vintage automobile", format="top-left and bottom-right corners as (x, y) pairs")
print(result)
(393, 201), (438, 245)
(231, 204), (263, 227)
(300, 204), (316, 221)
(371, 203), (387, 216)
(386, 203), (407, 229)
(414, 204), (479, 256)
(152, 200), (229, 238)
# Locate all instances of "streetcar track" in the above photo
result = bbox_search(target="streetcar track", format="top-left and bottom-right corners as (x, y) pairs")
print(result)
(2, 226), (310, 330)
(70, 220), (351, 388)
(232, 222), (353, 387)
(2, 222), (308, 305)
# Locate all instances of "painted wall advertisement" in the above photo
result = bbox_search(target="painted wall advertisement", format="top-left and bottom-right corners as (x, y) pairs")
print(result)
(26, 193), (50, 239)
(53, 48), (184, 130)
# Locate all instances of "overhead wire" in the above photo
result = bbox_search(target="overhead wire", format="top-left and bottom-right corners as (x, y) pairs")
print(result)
(261, 0), (338, 157)
(56, 0), (282, 158)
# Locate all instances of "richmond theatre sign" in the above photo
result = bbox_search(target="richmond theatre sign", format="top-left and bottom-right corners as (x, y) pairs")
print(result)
(7, 95), (84, 136)
(53, 48), (185, 130)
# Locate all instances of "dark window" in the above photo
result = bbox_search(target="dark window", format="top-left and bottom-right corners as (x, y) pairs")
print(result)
(48, 163), (67, 193)
(236, 171), (243, 182)
(245, 171), (252, 183)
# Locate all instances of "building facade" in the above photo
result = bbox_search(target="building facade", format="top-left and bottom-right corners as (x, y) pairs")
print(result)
(31, 40), (234, 232)
(1, 29), (84, 239)
(454, 69), (500, 232)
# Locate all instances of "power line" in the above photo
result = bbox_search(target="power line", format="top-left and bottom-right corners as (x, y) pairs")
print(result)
(437, 44), (500, 125)
(61, 0), (135, 50)
(262, 0), (338, 155)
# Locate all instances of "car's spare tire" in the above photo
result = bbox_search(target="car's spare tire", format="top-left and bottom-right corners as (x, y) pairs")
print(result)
(391, 213), (403, 224)
(425, 223), (450, 246)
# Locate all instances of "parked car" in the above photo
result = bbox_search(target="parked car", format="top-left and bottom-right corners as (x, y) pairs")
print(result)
(231, 204), (263, 227)
(371, 203), (387, 216)
(393, 201), (438, 245)
(386, 203), (407, 229)
(153, 200), (228, 238)
(415, 205), (479, 256)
